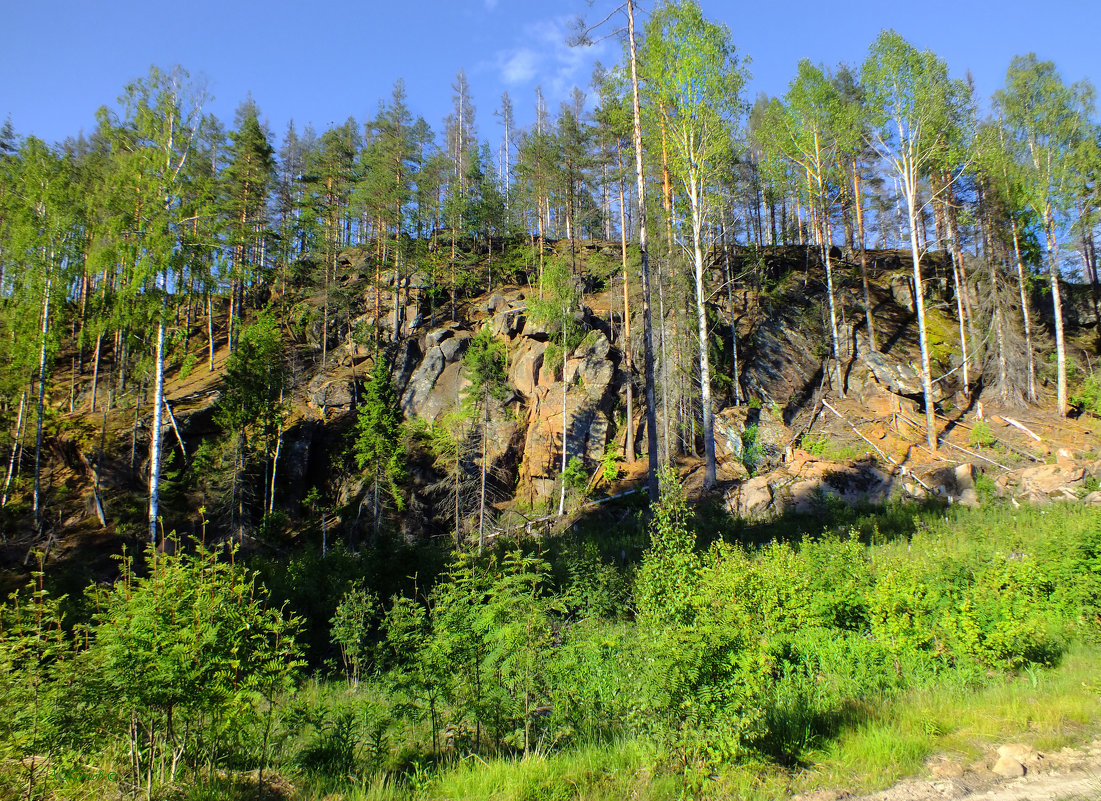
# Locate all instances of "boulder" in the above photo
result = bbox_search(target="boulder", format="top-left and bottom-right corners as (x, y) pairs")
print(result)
(439, 335), (469, 364)
(308, 377), (354, 409)
(862, 382), (918, 418)
(575, 334), (616, 398)
(927, 759), (965, 779)
(724, 456), (895, 520)
(952, 462), (980, 507)
(750, 406), (792, 474)
(510, 341), (547, 398)
(924, 462), (980, 507)
(724, 475), (775, 519)
(991, 756), (1025, 778)
(491, 309), (525, 338)
(521, 315), (553, 342)
(401, 333), (471, 420)
(862, 351), (941, 400)
(1012, 463), (1088, 496)
(714, 406), (748, 463)
(889, 274), (915, 313)
(998, 744), (1041, 765)
(425, 327), (454, 348)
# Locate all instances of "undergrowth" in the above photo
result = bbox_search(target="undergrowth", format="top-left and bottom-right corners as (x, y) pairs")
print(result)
(2, 490), (1099, 800)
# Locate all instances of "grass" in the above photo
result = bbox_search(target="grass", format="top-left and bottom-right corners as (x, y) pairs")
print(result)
(782, 642), (1101, 799)
(279, 645), (1101, 800)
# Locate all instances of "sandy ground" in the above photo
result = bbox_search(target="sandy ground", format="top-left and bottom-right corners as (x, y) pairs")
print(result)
(834, 741), (1101, 801)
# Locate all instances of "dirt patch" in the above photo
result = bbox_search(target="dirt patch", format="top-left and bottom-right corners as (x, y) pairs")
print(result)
(845, 741), (1101, 801)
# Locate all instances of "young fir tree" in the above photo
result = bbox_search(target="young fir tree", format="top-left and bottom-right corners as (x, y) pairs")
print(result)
(211, 312), (287, 538)
(354, 357), (406, 540)
(461, 325), (508, 552)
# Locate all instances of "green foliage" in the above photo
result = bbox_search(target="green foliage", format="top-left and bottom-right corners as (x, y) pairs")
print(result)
(527, 257), (583, 361)
(742, 423), (764, 474)
(561, 455), (588, 496)
(86, 540), (304, 794)
(969, 420), (997, 448)
(355, 359), (407, 513)
(558, 541), (629, 620)
(600, 443), (622, 484)
(387, 549), (560, 756)
(974, 471), (998, 502)
(0, 568), (80, 801)
(800, 431), (830, 456)
(462, 325), (509, 401)
(217, 312), (287, 438)
(331, 582), (378, 687)
(1071, 371), (1101, 415)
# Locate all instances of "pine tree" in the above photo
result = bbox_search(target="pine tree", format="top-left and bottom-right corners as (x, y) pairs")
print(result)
(461, 326), (508, 551)
(223, 97), (276, 352)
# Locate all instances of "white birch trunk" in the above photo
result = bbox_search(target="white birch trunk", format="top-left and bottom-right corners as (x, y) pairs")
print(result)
(148, 322), (165, 545)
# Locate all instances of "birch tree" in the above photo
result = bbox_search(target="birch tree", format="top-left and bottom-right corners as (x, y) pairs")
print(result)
(570, 0), (661, 500)
(642, 0), (748, 488)
(995, 54), (1094, 416)
(103, 66), (206, 543)
(863, 32), (968, 450)
(765, 60), (849, 393)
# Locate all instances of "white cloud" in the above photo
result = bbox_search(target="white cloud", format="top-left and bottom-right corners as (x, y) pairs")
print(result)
(491, 16), (609, 105)
(500, 48), (539, 85)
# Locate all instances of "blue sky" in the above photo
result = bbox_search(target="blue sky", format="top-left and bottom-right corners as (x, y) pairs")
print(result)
(1, 0), (1097, 149)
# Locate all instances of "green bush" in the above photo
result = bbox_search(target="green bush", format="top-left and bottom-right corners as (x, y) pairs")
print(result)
(969, 420), (996, 448)
(1071, 371), (1101, 415)
(742, 424), (764, 475)
(86, 541), (304, 795)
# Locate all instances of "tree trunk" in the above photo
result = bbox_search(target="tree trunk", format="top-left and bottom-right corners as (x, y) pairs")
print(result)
(148, 322), (165, 545)
(89, 332), (103, 413)
(687, 173), (716, 488)
(206, 293), (215, 372)
(627, 0), (660, 501)
(617, 142), (636, 464)
(1044, 203), (1067, 417)
(1010, 220), (1038, 403)
(558, 324), (568, 517)
(852, 156), (877, 352)
(721, 209), (741, 405)
(812, 148), (844, 396)
(1, 390), (26, 509)
(32, 277), (51, 533)
(903, 175), (938, 451)
(479, 395), (488, 550)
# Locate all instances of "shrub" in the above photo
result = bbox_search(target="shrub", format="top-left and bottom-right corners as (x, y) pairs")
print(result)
(87, 541), (303, 795)
(1072, 371), (1101, 415)
(331, 582), (378, 687)
(969, 420), (996, 448)
(562, 455), (589, 498)
(742, 424), (764, 475)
